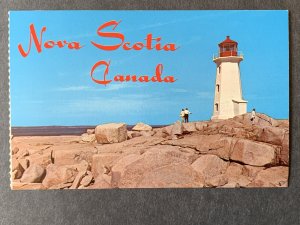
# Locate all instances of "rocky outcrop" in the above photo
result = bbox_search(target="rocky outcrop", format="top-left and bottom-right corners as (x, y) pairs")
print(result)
(111, 147), (200, 188)
(91, 153), (120, 178)
(11, 158), (24, 179)
(53, 146), (96, 166)
(249, 166), (288, 187)
(42, 164), (78, 188)
(182, 122), (197, 133)
(127, 131), (142, 139)
(171, 121), (183, 136)
(87, 129), (95, 135)
(11, 182), (46, 190)
(11, 114), (289, 189)
(81, 133), (96, 143)
(12, 147), (19, 155)
(132, 122), (153, 131)
(137, 163), (204, 188)
(191, 155), (228, 185)
(95, 123), (127, 144)
(230, 139), (276, 166)
(20, 164), (46, 183)
(69, 171), (87, 189)
(80, 171), (93, 187)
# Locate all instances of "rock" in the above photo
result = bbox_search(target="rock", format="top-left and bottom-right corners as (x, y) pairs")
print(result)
(250, 166), (288, 187)
(233, 113), (277, 127)
(171, 121), (183, 136)
(11, 170), (18, 180)
(42, 164), (78, 188)
(191, 155), (228, 180)
(111, 146), (200, 188)
(224, 163), (252, 187)
(204, 122), (220, 134)
(153, 129), (169, 138)
(54, 149), (76, 166)
(171, 135), (179, 140)
(53, 148), (95, 166)
(87, 129), (95, 135)
(145, 145), (198, 164)
(218, 121), (244, 135)
(102, 173), (112, 184)
(162, 125), (173, 136)
(11, 182), (46, 190)
(137, 163), (204, 188)
(12, 147), (19, 155)
(111, 154), (143, 187)
(235, 176), (252, 187)
(48, 183), (73, 189)
(69, 171), (87, 189)
(205, 174), (228, 187)
(221, 182), (240, 188)
(132, 122), (153, 131)
(230, 139), (276, 166)
(163, 134), (231, 159)
(256, 113), (278, 126)
(81, 133), (96, 143)
(86, 175), (111, 189)
(27, 149), (52, 168)
(20, 164), (46, 183)
(11, 158), (24, 179)
(207, 137), (234, 160)
(276, 120), (289, 128)
(195, 122), (208, 131)
(279, 131), (289, 165)
(225, 162), (244, 179)
(69, 160), (90, 172)
(243, 165), (264, 179)
(140, 130), (156, 137)
(95, 123), (127, 144)
(16, 149), (29, 159)
(91, 153), (120, 178)
(256, 126), (287, 146)
(182, 122), (197, 133)
(18, 158), (29, 170)
(131, 131), (142, 138)
(127, 131), (142, 139)
(80, 172), (94, 187)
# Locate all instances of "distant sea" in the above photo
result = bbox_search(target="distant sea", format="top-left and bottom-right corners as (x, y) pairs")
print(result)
(11, 125), (166, 136)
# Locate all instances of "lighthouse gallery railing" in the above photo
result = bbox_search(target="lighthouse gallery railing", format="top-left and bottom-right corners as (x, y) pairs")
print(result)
(213, 51), (243, 60)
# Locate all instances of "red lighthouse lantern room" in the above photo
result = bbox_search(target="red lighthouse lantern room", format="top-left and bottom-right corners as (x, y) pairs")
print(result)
(218, 36), (238, 57)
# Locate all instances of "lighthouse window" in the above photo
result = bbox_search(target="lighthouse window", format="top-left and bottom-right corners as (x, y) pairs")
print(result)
(216, 84), (220, 92)
(218, 66), (221, 74)
(215, 103), (219, 111)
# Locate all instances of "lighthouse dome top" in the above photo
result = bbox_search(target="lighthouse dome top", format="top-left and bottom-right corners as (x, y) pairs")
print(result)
(218, 36), (238, 47)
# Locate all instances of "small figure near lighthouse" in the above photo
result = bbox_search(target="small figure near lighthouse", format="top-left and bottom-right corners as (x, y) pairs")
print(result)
(211, 36), (247, 120)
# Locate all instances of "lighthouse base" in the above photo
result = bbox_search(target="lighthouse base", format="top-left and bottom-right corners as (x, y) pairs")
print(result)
(211, 99), (247, 120)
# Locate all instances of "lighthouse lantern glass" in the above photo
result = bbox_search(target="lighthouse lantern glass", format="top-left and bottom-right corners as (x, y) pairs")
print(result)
(219, 36), (238, 57)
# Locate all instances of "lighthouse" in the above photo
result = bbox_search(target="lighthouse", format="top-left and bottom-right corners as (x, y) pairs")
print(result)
(211, 36), (247, 120)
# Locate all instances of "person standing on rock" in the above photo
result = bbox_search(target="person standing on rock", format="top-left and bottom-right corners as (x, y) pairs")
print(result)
(184, 108), (192, 123)
(180, 109), (185, 123)
(251, 108), (256, 124)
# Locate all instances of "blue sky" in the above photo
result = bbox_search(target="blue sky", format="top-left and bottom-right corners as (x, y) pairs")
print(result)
(9, 10), (288, 126)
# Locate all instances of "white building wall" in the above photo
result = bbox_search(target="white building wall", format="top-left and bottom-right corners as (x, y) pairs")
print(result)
(212, 56), (247, 120)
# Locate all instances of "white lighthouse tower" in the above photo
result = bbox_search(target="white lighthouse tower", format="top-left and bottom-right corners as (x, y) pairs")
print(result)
(211, 36), (247, 120)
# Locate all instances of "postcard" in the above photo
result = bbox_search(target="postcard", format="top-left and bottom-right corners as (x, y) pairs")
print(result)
(9, 10), (289, 189)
